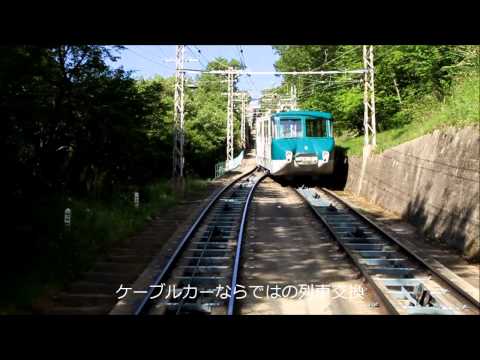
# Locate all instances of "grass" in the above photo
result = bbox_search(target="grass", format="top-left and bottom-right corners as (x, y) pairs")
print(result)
(0, 177), (208, 314)
(336, 71), (480, 156)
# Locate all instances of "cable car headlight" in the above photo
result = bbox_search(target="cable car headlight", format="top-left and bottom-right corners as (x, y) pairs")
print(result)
(322, 151), (330, 163)
(286, 151), (293, 162)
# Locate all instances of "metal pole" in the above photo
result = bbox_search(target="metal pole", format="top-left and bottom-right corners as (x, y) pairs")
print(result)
(292, 85), (297, 110)
(226, 67), (234, 165)
(393, 77), (402, 105)
(369, 45), (376, 147)
(241, 92), (246, 149)
(363, 45), (369, 147)
(172, 45), (185, 179)
(182, 69), (367, 76)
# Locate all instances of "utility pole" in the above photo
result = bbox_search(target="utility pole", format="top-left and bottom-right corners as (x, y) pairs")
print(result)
(172, 45), (185, 181)
(240, 92), (246, 149)
(222, 87), (248, 155)
(291, 85), (297, 110)
(363, 45), (376, 149)
(184, 55), (375, 160)
(393, 77), (402, 105)
(226, 67), (234, 165)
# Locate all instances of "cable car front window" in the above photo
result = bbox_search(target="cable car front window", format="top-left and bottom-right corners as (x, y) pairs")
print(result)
(306, 117), (328, 137)
(278, 118), (301, 138)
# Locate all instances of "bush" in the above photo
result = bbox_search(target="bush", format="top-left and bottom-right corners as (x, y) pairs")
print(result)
(336, 69), (479, 156)
(0, 177), (208, 313)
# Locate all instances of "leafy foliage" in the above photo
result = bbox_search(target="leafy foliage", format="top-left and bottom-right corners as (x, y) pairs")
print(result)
(185, 58), (243, 176)
(0, 46), (240, 310)
(271, 45), (479, 136)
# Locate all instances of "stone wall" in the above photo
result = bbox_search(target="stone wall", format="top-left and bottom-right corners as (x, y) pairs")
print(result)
(344, 126), (480, 260)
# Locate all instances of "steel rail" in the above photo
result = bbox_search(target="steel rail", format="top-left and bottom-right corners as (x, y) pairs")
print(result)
(133, 167), (258, 315)
(296, 185), (479, 314)
(320, 187), (480, 310)
(227, 171), (269, 315)
(294, 187), (399, 315)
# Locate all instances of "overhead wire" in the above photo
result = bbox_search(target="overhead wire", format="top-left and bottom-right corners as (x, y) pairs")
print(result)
(310, 45), (362, 71)
(237, 46), (262, 100)
(126, 46), (175, 71)
(128, 45), (374, 113)
(186, 45), (207, 69)
(194, 46), (231, 69)
(140, 45), (170, 63)
(295, 80), (363, 102)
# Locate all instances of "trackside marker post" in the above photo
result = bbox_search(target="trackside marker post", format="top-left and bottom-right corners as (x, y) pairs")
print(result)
(64, 208), (71, 231)
(134, 192), (140, 209)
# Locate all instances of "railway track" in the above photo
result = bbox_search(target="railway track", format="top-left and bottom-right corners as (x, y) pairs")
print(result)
(296, 186), (480, 315)
(132, 167), (267, 315)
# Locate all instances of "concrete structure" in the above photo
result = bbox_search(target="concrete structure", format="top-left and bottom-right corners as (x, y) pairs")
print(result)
(344, 126), (479, 260)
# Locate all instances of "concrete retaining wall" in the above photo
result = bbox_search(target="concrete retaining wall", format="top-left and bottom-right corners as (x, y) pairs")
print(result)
(344, 126), (480, 260)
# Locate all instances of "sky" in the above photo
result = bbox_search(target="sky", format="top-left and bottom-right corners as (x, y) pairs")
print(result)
(107, 45), (283, 107)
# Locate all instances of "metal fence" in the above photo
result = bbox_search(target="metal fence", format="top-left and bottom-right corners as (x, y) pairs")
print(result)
(214, 151), (244, 179)
(214, 161), (226, 178)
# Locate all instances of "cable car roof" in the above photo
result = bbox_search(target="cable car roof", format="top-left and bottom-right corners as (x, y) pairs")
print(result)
(272, 110), (333, 119)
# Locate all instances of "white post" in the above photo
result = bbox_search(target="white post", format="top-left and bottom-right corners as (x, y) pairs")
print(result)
(134, 192), (139, 209)
(64, 208), (71, 231)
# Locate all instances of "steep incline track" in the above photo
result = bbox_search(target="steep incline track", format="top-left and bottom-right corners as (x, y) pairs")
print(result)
(296, 186), (480, 315)
(132, 168), (267, 315)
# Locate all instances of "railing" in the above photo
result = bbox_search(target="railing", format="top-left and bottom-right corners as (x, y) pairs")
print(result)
(215, 161), (226, 178)
(214, 150), (244, 179)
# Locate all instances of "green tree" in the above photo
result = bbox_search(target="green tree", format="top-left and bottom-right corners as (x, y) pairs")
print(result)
(271, 45), (478, 135)
(185, 57), (243, 177)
